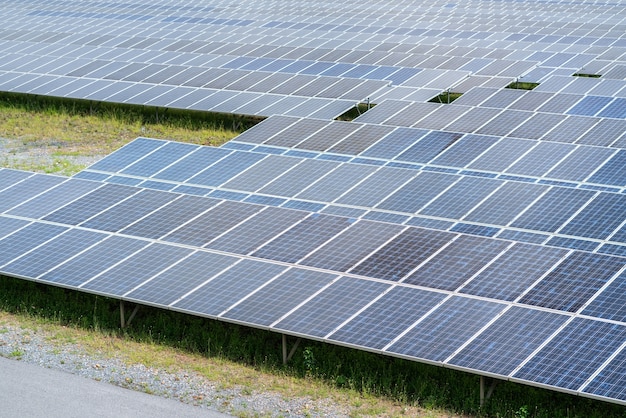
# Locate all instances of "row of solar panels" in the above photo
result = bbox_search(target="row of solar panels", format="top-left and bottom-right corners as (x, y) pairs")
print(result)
(356, 99), (626, 147)
(231, 115), (626, 188)
(456, 85), (626, 113)
(0, 71), (360, 120)
(75, 137), (626, 257)
(1, 168), (625, 403)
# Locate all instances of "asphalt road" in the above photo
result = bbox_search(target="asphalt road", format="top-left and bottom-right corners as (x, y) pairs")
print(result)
(0, 356), (231, 418)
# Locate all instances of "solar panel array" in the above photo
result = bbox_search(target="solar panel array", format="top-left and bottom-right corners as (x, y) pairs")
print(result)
(2, 0), (626, 407)
(2, 167), (626, 404)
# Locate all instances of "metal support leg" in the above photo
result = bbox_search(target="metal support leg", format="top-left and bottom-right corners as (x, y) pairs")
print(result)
(120, 301), (140, 329)
(480, 376), (498, 407)
(282, 335), (301, 365)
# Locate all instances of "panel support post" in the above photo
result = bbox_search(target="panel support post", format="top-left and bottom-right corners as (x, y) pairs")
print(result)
(479, 376), (498, 408)
(120, 301), (140, 329)
(282, 334), (301, 365)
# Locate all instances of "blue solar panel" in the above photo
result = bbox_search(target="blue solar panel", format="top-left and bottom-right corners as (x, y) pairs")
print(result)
(252, 214), (353, 264)
(460, 243), (567, 301)
(583, 347), (626, 401)
(274, 277), (390, 338)
(172, 259), (288, 317)
(395, 131), (463, 164)
(404, 235), (510, 290)
(154, 147), (230, 181)
(419, 176), (502, 219)
(125, 251), (239, 306)
(587, 150), (626, 187)
(188, 151), (265, 187)
(514, 318), (626, 391)
(0, 223), (68, 267)
(1, 229), (107, 279)
(222, 268), (337, 327)
(329, 286), (446, 349)
(582, 270), (626, 323)
(449, 307), (568, 376)
(376, 172), (458, 213)
(387, 296), (504, 362)
(0, 174), (65, 213)
(81, 243), (193, 296)
(567, 96), (613, 117)
(89, 138), (165, 172)
(120, 142), (198, 177)
(350, 227), (455, 281)
(519, 252), (626, 312)
(559, 193), (626, 240)
(510, 187), (596, 233)
(41, 235), (149, 287)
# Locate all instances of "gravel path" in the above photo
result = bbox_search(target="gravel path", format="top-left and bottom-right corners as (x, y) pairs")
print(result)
(0, 321), (352, 417)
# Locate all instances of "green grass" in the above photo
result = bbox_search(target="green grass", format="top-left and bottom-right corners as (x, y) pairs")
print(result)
(0, 92), (255, 173)
(505, 81), (540, 90)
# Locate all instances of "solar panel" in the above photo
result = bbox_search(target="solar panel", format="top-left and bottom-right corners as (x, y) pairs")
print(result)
(4, 0), (626, 407)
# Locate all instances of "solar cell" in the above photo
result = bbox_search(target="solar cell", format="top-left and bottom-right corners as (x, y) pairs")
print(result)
(510, 187), (596, 233)
(350, 227), (455, 281)
(187, 151), (266, 187)
(1, 229), (107, 279)
(395, 131), (463, 163)
(258, 159), (340, 198)
(172, 259), (288, 316)
(299, 220), (404, 272)
(328, 286), (445, 349)
(43, 183), (139, 225)
(514, 318), (626, 391)
(463, 182), (546, 225)
(419, 176), (503, 219)
(0, 174), (66, 213)
(295, 164), (377, 202)
(89, 138), (165, 173)
(274, 276), (391, 339)
(125, 251), (239, 305)
(336, 167), (417, 207)
(120, 142), (198, 177)
(41, 235), (149, 287)
(120, 195), (219, 239)
(163, 200), (263, 247)
(152, 147), (231, 182)
(360, 128), (429, 159)
(222, 268), (337, 327)
(449, 307), (568, 376)
(558, 193), (626, 240)
(408, 234), (506, 291)
(387, 296), (504, 362)
(519, 252), (626, 312)
(587, 150), (626, 187)
(0, 216), (29, 240)
(583, 347), (626, 401)
(252, 214), (353, 264)
(81, 243), (193, 296)
(460, 243), (568, 301)
(0, 222), (68, 267)
(376, 172), (460, 214)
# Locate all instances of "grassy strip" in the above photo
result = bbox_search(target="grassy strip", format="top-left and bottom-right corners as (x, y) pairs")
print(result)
(1, 276), (624, 418)
(0, 92), (255, 174)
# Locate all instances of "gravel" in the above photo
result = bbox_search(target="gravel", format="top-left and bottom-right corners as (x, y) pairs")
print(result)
(0, 322), (351, 417)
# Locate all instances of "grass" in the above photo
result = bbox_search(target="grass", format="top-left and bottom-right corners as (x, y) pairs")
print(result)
(505, 81), (540, 90)
(0, 92), (256, 174)
(1, 94), (625, 417)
